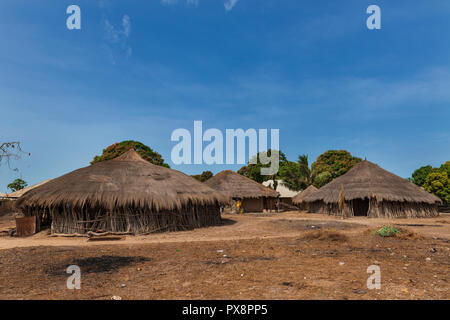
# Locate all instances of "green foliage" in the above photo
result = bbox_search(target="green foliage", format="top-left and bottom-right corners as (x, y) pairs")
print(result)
(237, 150), (289, 183)
(7, 178), (28, 192)
(314, 171), (332, 188)
(311, 150), (362, 188)
(439, 161), (450, 178)
(191, 171), (213, 182)
(91, 140), (169, 168)
(423, 171), (450, 204)
(281, 155), (313, 191)
(373, 226), (401, 237)
(410, 165), (433, 186)
(238, 150), (362, 191)
(410, 160), (450, 204)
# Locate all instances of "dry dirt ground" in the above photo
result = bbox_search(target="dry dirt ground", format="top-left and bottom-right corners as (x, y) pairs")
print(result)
(0, 211), (449, 300)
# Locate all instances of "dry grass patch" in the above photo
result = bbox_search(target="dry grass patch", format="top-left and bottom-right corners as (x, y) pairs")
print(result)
(300, 229), (349, 242)
(394, 228), (424, 240)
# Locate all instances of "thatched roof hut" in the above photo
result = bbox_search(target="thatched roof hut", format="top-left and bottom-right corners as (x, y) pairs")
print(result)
(4, 180), (51, 199)
(17, 149), (226, 234)
(292, 185), (318, 210)
(1, 180), (52, 215)
(205, 170), (279, 212)
(302, 160), (441, 218)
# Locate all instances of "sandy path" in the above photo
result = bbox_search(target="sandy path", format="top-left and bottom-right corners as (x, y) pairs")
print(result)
(1, 212), (449, 250)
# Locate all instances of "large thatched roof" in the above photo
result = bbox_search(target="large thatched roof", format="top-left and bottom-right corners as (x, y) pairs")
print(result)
(4, 180), (51, 199)
(303, 160), (441, 204)
(292, 185), (318, 205)
(205, 170), (279, 199)
(16, 149), (226, 211)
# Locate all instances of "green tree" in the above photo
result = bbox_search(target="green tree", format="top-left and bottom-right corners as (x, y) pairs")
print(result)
(313, 171), (333, 188)
(423, 171), (450, 204)
(91, 140), (169, 168)
(282, 155), (313, 191)
(7, 178), (28, 192)
(439, 161), (450, 178)
(311, 150), (362, 188)
(237, 150), (290, 183)
(191, 171), (213, 182)
(410, 165), (433, 186)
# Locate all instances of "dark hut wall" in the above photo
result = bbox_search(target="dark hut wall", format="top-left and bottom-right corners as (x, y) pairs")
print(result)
(309, 198), (439, 218)
(228, 197), (277, 213)
(241, 198), (263, 212)
(23, 203), (221, 234)
(296, 201), (310, 211)
(0, 199), (16, 215)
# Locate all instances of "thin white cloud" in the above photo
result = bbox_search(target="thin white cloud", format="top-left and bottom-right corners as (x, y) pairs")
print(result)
(161, 0), (198, 6)
(187, 0), (199, 6)
(122, 15), (131, 37)
(224, 0), (239, 11)
(103, 20), (119, 43)
(102, 14), (132, 62)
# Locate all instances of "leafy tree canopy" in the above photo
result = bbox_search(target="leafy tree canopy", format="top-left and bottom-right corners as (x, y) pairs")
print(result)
(409, 160), (450, 203)
(91, 140), (170, 168)
(311, 150), (362, 188)
(423, 171), (450, 204)
(439, 161), (450, 178)
(238, 150), (291, 184)
(410, 165), (433, 186)
(7, 178), (28, 192)
(238, 150), (362, 191)
(191, 171), (213, 182)
(281, 155), (313, 191)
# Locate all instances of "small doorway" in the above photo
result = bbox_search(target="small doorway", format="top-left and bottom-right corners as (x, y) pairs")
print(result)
(352, 198), (369, 216)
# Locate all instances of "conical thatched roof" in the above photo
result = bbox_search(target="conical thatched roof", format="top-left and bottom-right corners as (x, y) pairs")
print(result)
(205, 170), (279, 199)
(292, 185), (318, 205)
(5, 180), (51, 199)
(16, 149), (226, 211)
(303, 160), (441, 204)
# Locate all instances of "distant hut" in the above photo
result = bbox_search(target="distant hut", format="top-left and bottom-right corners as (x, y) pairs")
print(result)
(292, 185), (318, 211)
(0, 180), (51, 215)
(205, 170), (279, 213)
(302, 160), (441, 218)
(16, 149), (225, 234)
(262, 180), (298, 208)
(0, 193), (9, 215)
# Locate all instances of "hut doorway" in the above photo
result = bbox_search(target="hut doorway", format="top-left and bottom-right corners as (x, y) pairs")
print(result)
(352, 198), (369, 216)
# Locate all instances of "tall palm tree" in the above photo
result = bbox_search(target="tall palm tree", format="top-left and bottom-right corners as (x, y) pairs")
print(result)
(282, 155), (313, 191)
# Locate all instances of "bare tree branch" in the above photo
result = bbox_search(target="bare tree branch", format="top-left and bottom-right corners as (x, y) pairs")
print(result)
(0, 142), (30, 171)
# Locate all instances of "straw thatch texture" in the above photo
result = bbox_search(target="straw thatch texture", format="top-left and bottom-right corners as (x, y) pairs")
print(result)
(292, 185), (318, 210)
(16, 149), (226, 234)
(205, 170), (279, 199)
(1, 180), (52, 215)
(4, 180), (51, 199)
(302, 160), (441, 218)
(205, 170), (279, 213)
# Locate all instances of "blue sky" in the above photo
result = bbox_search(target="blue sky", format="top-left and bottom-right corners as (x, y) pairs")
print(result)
(1, 0), (450, 191)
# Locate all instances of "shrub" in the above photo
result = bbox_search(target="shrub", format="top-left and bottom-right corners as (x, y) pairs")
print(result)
(372, 226), (401, 237)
